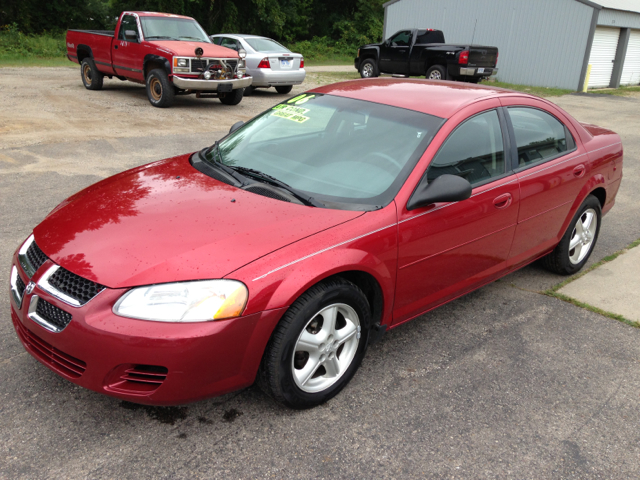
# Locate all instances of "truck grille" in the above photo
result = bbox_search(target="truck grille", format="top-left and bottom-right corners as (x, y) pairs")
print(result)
(48, 267), (105, 305)
(190, 58), (238, 73)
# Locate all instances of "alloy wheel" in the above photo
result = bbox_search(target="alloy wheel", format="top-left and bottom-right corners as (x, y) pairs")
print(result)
(569, 208), (598, 264)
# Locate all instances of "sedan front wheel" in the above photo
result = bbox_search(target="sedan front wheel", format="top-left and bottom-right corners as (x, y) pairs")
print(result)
(259, 278), (371, 409)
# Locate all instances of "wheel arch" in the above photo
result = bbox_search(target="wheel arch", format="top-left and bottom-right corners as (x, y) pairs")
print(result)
(143, 54), (171, 78)
(557, 174), (606, 242)
(77, 44), (93, 63)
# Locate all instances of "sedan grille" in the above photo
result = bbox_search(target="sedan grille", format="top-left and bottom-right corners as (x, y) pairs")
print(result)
(48, 267), (105, 305)
(26, 241), (48, 274)
(36, 298), (72, 331)
(16, 274), (26, 299)
(13, 314), (86, 378)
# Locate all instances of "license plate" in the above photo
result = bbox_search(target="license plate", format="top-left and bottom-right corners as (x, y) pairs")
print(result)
(280, 59), (292, 68)
(217, 83), (232, 93)
(477, 68), (485, 74)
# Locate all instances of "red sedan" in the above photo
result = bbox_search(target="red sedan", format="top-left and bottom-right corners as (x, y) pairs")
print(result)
(9, 80), (623, 408)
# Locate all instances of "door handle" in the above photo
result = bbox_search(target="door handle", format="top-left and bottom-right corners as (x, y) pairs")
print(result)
(573, 164), (586, 178)
(493, 193), (512, 209)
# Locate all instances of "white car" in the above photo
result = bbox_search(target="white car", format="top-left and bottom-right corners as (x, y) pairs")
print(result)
(210, 34), (305, 94)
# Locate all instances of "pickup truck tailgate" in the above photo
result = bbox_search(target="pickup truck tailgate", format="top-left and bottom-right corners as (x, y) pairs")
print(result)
(468, 47), (498, 67)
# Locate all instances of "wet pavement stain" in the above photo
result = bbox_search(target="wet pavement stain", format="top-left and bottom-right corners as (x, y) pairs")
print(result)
(120, 401), (188, 425)
(222, 408), (243, 422)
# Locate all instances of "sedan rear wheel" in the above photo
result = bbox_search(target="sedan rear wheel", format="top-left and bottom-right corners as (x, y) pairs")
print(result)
(542, 195), (601, 275)
(259, 278), (371, 409)
(275, 85), (293, 94)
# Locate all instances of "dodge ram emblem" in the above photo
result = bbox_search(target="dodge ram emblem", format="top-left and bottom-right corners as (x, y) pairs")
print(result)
(25, 281), (35, 295)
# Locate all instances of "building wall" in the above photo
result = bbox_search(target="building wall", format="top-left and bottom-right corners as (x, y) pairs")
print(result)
(598, 8), (640, 29)
(384, 0), (595, 89)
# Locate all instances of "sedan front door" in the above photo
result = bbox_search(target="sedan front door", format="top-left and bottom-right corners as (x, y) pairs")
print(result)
(394, 104), (519, 325)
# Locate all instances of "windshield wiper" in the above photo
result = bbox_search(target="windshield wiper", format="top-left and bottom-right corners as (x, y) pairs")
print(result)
(200, 142), (248, 186)
(179, 36), (206, 41)
(229, 166), (324, 207)
(146, 36), (180, 41)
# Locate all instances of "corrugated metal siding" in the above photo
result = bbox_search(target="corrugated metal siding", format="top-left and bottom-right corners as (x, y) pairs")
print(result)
(598, 8), (640, 29)
(620, 29), (640, 84)
(384, 0), (594, 89)
(587, 27), (620, 87)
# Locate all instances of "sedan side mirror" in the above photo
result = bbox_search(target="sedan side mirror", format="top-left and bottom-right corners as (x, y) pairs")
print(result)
(407, 174), (472, 211)
(229, 121), (244, 134)
(124, 30), (138, 41)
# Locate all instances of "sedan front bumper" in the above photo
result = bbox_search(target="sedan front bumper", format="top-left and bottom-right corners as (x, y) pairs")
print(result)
(10, 254), (286, 405)
(171, 75), (253, 91)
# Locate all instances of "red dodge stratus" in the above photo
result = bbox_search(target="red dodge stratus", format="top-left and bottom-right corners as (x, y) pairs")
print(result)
(9, 80), (623, 409)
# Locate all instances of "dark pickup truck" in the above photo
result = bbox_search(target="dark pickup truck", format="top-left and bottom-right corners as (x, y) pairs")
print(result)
(355, 29), (498, 83)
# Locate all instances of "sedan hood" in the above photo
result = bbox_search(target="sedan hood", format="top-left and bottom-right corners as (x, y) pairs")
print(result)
(34, 155), (362, 288)
(150, 41), (238, 58)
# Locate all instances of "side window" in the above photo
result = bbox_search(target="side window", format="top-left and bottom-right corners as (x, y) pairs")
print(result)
(427, 110), (505, 185)
(221, 38), (239, 50)
(119, 15), (139, 41)
(211, 36), (222, 45)
(508, 107), (573, 167)
(389, 31), (411, 47)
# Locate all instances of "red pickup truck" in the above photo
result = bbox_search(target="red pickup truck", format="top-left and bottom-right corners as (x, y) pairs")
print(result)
(66, 11), (252, 107)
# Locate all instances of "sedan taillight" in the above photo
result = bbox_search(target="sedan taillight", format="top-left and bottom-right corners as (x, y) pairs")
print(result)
(459, 50), (469, 65)
(258, 57), (270, 68)
(300, 57), (304, 68)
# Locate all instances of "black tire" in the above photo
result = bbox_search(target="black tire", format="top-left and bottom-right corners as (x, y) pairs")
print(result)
(541, 195), (602, 275)
(426, 65), (446, 80)
(275, 85), (293, 94)
(258, 278), (371, 409)
(81, 58), (103, 90)
(359, 59), (379, 78)
(219, 88), (244, 105)
(146, 68), (174, 108)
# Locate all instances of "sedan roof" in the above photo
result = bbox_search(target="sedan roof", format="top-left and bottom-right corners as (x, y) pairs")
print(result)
(311, 78), (523, 119)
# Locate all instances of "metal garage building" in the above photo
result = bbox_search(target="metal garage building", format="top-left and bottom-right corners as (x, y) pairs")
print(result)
(382, 0), (640, 90)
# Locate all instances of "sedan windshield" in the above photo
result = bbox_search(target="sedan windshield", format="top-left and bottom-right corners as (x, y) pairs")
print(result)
(203, 94), (443, 209)
(245, 37), (290, 53)
(140, 17), (211, 42)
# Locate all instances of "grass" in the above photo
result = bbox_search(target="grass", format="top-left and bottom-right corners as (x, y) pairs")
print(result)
(306, 71), (360, 84)
(585, 85), (640, 96)
(543, 237), (640, 327)
(304, 56), (354, 67)
(0, 55), (75, 67)
(480, 78), (574, 97)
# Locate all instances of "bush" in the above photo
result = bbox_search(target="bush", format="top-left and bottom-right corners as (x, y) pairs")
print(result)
(0, 23), (66, 58)
(287, 36), (356, 63)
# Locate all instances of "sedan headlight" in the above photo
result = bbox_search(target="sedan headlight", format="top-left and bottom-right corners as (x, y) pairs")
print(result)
(113, 280), (248, 322)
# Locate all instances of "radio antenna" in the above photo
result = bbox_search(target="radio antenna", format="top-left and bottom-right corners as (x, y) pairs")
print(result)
(471, 19), (478, 45)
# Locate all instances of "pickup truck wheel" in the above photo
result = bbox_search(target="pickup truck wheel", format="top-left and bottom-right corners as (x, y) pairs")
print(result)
(219, 88), (244, 105)
(359, 59), (379, 78)
(275, 85), (293, 94)
(426, 65), (446, 80)
(81, 59), (103, 90)
(146, 69), (174, 108)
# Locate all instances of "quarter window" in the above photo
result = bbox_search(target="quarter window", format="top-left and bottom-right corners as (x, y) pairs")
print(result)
(221, 38), (240, 50)
(427, 110), (505, 185)
(508, 107), (573, 167)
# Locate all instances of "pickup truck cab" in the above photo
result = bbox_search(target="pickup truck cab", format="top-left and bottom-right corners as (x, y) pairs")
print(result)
(355, 29), (498, 83)
(66, 12), (252, 107)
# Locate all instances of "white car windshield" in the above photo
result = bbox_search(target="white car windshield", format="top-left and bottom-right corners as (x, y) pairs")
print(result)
(204, 93), (444, 209)
(141, 17), (211, 42)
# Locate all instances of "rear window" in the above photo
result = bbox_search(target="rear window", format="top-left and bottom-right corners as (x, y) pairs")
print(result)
(245, 38), (290, 53)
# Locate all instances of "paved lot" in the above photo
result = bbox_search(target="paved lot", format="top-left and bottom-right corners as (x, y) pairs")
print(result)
(1, 68), (639, 479)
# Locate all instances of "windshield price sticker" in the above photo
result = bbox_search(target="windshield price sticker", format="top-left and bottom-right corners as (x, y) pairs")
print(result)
(271, 110), (309, 123)
(272, 104), (309, 115)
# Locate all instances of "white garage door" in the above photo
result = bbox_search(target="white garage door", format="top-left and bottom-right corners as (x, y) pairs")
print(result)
(588, 27), (620, 88)
(621, 30), (640, 86)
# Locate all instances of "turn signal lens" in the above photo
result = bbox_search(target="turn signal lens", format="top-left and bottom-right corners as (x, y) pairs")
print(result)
(258, 57), (270, 68)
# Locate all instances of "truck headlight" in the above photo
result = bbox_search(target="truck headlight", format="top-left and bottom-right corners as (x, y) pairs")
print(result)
(113, 280), (248, 322)
(174, 57), (189, 68)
